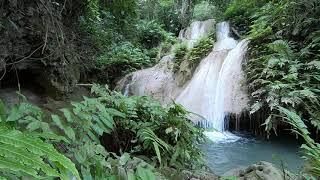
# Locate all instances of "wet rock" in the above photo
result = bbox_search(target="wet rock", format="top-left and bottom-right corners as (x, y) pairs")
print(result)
(184, 170), (219, 180)
(224, 161), (297, 180)
(160, 167), (219, 180)
(116, 55), (181, 104)
(175, 58), (194, 86)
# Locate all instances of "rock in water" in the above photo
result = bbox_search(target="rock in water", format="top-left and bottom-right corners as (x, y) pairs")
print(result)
(224, 161), (296, 180)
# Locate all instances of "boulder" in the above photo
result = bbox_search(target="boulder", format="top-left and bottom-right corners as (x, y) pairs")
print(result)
(159, 167), (219, 180)
(116, 55), (182, 104)
(224, 161), (297, 180)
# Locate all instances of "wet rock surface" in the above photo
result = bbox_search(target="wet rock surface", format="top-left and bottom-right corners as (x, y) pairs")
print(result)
(116, 55), (181, 104)
(224, 161), (297, 180)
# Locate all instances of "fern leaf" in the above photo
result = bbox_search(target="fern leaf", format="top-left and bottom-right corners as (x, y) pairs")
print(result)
(277, 106), (310, 137)
(250, 101), (263, 114)
(51, 114), (76, 141)
(0, 127), (80, 179)
(0, 143), (59, 177)
(0, 156), (39, 178)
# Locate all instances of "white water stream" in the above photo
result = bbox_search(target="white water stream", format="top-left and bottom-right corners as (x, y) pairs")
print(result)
(176, 22), (249, 142)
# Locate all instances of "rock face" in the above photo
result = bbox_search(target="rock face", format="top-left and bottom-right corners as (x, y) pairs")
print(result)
(225, 161), (296, 180)
(116, 55), (181, 104)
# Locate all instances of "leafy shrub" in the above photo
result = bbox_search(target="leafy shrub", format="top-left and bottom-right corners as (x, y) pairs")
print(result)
(173, 43), (189, 72)
(96, 42), (152, 73)
(187, 37), (214, 68)
(136, 20), (167, 49)
(225, 0), (320, 175)
(91, 85), (206, 170)
(81, 6), (123, 49)
(224, 0), (269, 35)
(278, 107), (320, 178)
(0, 84), (206, 179)
(138, 0), (185, 34)
(192, 1), (220, 21)
(236, 0), (320, 137)
(0, 100), (80, 179)
(173, 37), (213, 73)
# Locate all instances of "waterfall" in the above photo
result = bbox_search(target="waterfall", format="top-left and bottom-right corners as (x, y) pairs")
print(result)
(123, 84), (130, 97)
(213, 40), (249, 131)
(179, 19), (215, 48)
(176, 22), (249, 137)
(117, 20), (249, 141)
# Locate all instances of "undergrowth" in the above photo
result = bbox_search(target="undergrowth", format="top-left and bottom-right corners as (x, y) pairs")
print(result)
(173, 37), (214, 72)
(187, 37), (214, 68)
(81, 1), (177, 82)
(0, 84), (205, 179)
(225, 0), (320, 177)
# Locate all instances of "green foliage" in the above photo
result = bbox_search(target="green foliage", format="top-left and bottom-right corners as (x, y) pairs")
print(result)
(225, 0), (320, 175)
(187, 37), (214, 68)
(82, 1), (182, 82)
(173, 37), (213, 73)
(0, 100), (80, 180)
(96, 42), (153, 73)
(173, 42), (189, 71)
(225, 0), (320, 136)
(0, 84), (206, 179)
(91, 85), (206, 170)
(192, 1), (220, 21)
(278, 107), (320, 178)
(104, 0), (139, 38)
(224, 0), (269, 35)
(107, 153), (162, 180)
(136, 20), (167, 49)
(139, 0), (189, 34)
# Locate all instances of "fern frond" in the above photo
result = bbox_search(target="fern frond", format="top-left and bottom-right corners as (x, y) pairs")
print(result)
(0, 126), (80, 179)
(137, 128), (170, 165)
(250, 101), (263, 114)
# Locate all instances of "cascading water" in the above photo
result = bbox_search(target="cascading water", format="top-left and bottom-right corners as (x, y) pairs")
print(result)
(213, 40), (249, 131)
(179, 19), (215, 48)
(176, 22), (249, 142)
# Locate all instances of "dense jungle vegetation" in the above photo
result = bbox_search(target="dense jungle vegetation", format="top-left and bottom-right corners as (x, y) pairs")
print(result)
(0, 0), (319, 179)
(224, 0), (320, 177)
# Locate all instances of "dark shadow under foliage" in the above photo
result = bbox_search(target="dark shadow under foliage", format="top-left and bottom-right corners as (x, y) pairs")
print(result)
(0, 0), (94, 97)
